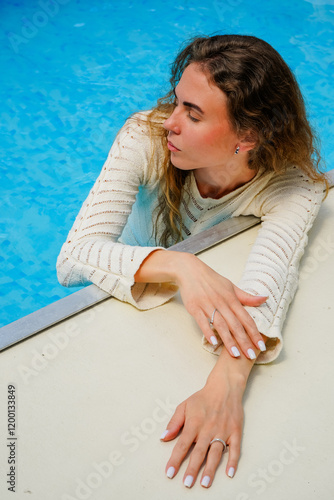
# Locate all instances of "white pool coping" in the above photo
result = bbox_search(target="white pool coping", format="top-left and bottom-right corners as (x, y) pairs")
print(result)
(0, 171), (333, 499)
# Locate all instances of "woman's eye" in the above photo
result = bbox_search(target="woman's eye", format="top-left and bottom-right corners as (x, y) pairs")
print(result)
(189, 113), (199, 123)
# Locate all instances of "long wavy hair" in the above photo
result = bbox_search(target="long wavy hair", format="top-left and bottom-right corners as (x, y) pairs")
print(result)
(144, 34), (327, 247)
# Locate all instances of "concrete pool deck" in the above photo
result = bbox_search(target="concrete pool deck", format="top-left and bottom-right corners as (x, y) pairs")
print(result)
(0, 179), (333, 499)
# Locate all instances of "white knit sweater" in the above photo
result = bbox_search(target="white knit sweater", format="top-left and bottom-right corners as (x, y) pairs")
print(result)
(57, 112), (325, 363)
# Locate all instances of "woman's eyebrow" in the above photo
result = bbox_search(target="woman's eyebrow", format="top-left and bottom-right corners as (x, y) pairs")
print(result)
(173, 89), (205, 115)
(183, 101), (205, 115)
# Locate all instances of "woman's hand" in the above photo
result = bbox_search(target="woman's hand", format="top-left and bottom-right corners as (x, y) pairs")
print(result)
(160, 341), (263, 488)
(160, 360), (246, 488)
(173, 253), (267, 359)
(134, 249), (267, 359)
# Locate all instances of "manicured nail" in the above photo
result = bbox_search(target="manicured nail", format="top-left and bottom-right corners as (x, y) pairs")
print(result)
(231, 346), (241, 357)
(184, 475), (194, 488)
(160, 430), (169, 440)
(247, 348), (256, 360)
(228, 467), (235, 478)
(210, 335), (218, 346)
(258, 340), (266, 352)
(167, 466), (176, 479)
(201, 475), (211, 488)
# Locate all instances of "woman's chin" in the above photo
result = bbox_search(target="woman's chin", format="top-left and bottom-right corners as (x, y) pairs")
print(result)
(170, 158), (195, 171)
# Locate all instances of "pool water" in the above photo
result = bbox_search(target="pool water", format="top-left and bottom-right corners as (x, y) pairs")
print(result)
(1, 0), (333, 328)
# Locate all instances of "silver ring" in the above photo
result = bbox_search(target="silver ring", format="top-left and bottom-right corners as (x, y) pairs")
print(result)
(209, 438), (227, 453)
(209, 308), (217, 327)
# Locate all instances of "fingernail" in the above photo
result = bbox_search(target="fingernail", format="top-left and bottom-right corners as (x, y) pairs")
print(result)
(160, 430), (169, 440)
(201, 475), (211, 488)
(166, 466), (176, 479)
(258, 340), (266, 352)
(184, 475), (194, 488)
(228, 467), (235, 478)
(210, 335), (218, 346)
(231, 346), (241, 357)
(247, 348), (256, 360)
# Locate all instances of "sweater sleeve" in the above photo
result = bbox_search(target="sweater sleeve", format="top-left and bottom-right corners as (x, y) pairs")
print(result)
(56, 113), (178, 310)
(202, 167), (325, 363)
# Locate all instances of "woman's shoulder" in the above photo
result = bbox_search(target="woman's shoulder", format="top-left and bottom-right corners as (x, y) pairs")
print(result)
(117, 109), (166, 141)
(260, 165), (326, 193)
(110, 110), (167, 184)
(118, 110), (151, 137)
(253, 165), (326, 214)
(126, 109), (167, 128)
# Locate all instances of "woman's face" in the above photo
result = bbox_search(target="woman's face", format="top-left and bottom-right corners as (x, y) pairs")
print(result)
(163, 63), (241, 173)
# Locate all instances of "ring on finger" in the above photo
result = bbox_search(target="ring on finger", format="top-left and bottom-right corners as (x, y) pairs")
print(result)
(209, 438), (227, 453)
(209, 308), (218, 327)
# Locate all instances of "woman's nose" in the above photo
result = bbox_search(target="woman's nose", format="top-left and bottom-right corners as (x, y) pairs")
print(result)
(163, 108), (181, 134)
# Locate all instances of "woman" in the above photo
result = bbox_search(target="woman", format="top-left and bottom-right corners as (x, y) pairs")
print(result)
(57, 34), (327, 488)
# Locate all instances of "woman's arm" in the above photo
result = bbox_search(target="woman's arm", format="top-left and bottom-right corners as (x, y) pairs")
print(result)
(160, 336), (267, 488)
(223, 167), (326, 364)
(135, 249), (268, 358)
(56, 114), (175, 310)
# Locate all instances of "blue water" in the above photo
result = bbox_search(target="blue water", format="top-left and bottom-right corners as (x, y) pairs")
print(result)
(1, 0), (333, 328)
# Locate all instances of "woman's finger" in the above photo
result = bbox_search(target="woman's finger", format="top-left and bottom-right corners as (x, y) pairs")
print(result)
(195, 309), (243, 358)
(229, 301), (267, 352)
(160, 402), (186, 441)
(200, 439), (227, 488)
(183, 280), (266, 357)
(209, 311), (242, 357)
(164, 428), (197, 480)
(213, 306), (257, 359)
(200, 432), (241, 488)
(182, 438), (211, 488)
(194, 309), (220, 348)
(233, 286), (268, 306)
(225, 432), (242, 480)
(211, 293), (266, 356)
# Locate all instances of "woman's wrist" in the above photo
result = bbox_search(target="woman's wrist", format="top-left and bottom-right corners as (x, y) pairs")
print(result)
(168, 251), (198, 286)
(206, 348), (257, 393)
(134, 249), (194, 284)
(206, 333), (268, 392)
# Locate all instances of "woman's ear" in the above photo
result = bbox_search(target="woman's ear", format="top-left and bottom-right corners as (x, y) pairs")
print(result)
(238, 130), (258, 153)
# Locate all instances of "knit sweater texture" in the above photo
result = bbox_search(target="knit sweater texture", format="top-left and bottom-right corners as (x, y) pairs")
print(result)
(57, 112), (325, 363)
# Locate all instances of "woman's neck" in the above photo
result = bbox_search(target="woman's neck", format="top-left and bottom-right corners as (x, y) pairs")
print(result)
(194, 163), (257, 199)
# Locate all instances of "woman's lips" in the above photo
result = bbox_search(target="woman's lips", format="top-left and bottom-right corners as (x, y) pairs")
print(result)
(167, 141), (181, 152)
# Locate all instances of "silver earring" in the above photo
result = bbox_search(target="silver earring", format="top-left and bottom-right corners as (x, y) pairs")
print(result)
(235, 146), (240, 155)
